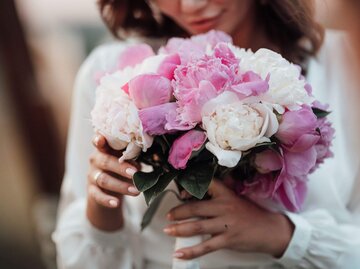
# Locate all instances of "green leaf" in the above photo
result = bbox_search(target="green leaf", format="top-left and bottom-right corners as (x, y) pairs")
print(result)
(143, 170), (178, 205)
(176, 161), (216, 199)
(253, 141), (277, 148)
(155, 136), (169, 155)
(133, 168), (163, 192)
(312, 107), (331, 118)
(141, 190), (168, 231)
(141, 189), (182, 231)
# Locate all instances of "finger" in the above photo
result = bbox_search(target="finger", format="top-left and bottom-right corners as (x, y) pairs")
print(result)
(167, 200), (223, 221)
(180, 190), (192, 200)
(91, 170), (140, 196)
(92, 134), (108, 152)
(90, 151), (138, 180)
(164, 218), (225, 237)
(207, 179), (233, 198)
(88, 184), (120, 208)
(92, 134), (124, 157)
(174, 235), (227, 260)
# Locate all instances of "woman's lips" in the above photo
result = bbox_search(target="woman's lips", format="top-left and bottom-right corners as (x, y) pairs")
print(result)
(188, 13), (223, 32)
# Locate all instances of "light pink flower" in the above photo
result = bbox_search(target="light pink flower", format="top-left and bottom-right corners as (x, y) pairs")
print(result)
(276, 106), (320, 152)
(168, 130), (207, 169)
(230, 71), (269, 99)
(171, 55), (238, 127)
(254, 150), (283, 174)
(274, 147), (317, 211)
(117, 44), (155, 70)
(139, 103), (178, 135)
(91, 75), (153, 161)
(313, 118), (334, 169)
(276, 176), (307, 212)
(157, 53), (181, 80)
(128, 74), (172, 109)
(310, 102), (334, 171)
(236, 173), (277, 200)
(159, 30), (232, 64)
(213, 42), (239, 67)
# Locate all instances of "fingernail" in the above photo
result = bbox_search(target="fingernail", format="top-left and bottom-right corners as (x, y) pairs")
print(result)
(180, 191), (188, 199)
(109, 200), (118, 207)
(173, 252), (184, 258)
(125, 168), (136, 177)
(93, 135), (100, 146)
(128, 186), (140, 195)
(166, 213), (173, 221)
(163, 227), (172, 234)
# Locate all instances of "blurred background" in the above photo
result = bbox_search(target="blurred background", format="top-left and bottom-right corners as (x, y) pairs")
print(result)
(0, 0), (358, 268)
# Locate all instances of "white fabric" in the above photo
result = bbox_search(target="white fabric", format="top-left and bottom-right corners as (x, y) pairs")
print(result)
(53, 31), (360, 269)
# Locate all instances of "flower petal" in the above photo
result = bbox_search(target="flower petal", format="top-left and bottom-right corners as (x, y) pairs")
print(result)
(168, 130), (207, 169)
(157, 53), (181, 79)
(201, 91), (239, 117)
(117, 44), (154, 70)
(205, 142), (242, 168)
(254, 150), (283, 173)
(276, 178), (307, 212)
(139, 103), (178, 135)
(119, 142), (142, 162)
(128, 74), (172, 109)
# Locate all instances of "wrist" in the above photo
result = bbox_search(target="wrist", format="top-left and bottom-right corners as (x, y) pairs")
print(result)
(265, 212), (295, 258)
(86, 196), (124, 231)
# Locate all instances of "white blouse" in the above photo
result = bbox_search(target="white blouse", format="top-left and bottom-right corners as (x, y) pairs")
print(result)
(53, 31), (360, 269)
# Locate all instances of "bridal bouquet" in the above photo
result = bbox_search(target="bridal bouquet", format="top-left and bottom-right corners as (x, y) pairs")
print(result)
(91, 29), (333, 247)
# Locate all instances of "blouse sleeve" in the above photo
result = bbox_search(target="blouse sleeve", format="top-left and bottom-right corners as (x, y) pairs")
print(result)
(52, 43), (134, 269)
(277, 202), (360, 269)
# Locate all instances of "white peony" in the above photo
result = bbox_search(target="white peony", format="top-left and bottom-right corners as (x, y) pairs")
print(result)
(229, 47), (313, 112)
(90, 52), (170, 161)
(201, 91), (278, 168)
(91, 73), (153, 162)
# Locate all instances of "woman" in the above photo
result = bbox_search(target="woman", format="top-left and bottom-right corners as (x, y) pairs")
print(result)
(53, 0), (360, 268)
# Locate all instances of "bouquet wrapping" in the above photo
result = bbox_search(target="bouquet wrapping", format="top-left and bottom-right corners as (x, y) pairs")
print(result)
(91, 31), (334, 268)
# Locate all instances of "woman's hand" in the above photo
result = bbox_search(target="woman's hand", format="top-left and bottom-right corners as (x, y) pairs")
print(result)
(164, 180), (294, 260)
(86, 134), (140, 231)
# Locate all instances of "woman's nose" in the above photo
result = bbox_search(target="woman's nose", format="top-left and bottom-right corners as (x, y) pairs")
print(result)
(180, 0), (208, 13)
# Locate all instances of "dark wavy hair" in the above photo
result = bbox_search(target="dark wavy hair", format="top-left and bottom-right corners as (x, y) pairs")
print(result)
(97, 0), (324, 66)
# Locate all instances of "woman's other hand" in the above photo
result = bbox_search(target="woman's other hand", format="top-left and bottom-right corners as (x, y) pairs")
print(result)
(165, 180), (294, 259)
(86, 134), (140, 231)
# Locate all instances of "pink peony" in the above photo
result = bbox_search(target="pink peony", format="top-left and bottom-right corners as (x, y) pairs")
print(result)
(128, 74), (172, 109)
(159, 30), (232, 64)
(313, 118), (334, 168)
(236, 173), (277, 200)
(91, 75), (153, 161)
(274, 147), (317, 211)
(275, 176), (307, 212)
(254, 149), (283, 174)
(276, 106), (320, 152)
(157, 53), (181, 80)
(213, 42), (239, 67)
(168, 130), (207, 169)
(171, 55), (238, 127)
(117, 44), (155, 70)
(311, 102), (335, 171)
(139, 103), (178, 135)
(230, 71), (269, 99)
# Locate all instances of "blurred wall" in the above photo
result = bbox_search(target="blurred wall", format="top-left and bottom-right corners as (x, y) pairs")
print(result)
(0, 60), (44, 268)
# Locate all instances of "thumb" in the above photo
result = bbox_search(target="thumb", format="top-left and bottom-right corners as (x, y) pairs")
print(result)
(92, 134), (107, 151)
